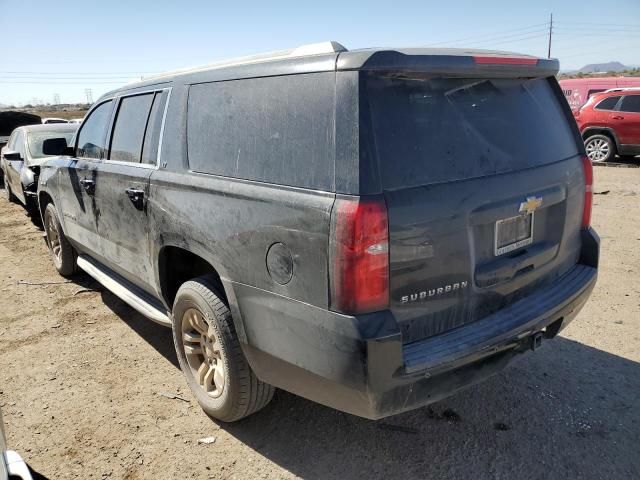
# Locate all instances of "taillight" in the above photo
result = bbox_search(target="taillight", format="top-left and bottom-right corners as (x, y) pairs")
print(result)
(473, 56), (538, 65)
(330, 195), (389, 315)
(581, 156), (593, 228)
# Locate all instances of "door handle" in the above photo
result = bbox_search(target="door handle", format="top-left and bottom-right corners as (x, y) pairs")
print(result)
(611, 115), (624, 120)
(79, 178), (95, 195)
(125, 188), (145, 210)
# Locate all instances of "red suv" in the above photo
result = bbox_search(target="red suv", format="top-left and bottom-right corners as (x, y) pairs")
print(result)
(575, 89), (640, 162)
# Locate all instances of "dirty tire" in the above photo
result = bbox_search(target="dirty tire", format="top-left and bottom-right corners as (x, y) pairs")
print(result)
(172, 276), (274, 422)
(585, 134), (615, 163)
(44, 203), (77, 276)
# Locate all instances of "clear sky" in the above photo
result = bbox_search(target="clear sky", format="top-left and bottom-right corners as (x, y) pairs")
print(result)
(2, 0), (639, 105)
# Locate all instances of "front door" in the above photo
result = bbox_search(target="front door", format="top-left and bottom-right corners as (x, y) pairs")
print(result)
(92, 90), (168, 292)
(59, 99), (114, 256)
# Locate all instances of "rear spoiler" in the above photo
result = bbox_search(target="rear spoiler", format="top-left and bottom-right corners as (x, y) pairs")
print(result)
(337, 49), (559, 78)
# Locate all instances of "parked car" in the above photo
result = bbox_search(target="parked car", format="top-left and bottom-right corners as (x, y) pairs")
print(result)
(1, 409), (32, 480)
(68, 118), (84, 124)
(0, 112), (41, 185)
(41, 117), (68, 124)
(37, 42), (599, 422)
(2, 124), (77, 211)
(560, 76), (640, 111)
(575, 89), (640, 162)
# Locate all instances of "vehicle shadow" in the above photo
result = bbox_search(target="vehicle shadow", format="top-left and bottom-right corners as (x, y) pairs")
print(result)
(98, 293), (640, 479)
(99, 288), (179, 369)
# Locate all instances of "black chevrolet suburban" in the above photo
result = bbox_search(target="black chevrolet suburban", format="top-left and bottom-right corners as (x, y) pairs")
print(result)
(36, 42), (599, 422)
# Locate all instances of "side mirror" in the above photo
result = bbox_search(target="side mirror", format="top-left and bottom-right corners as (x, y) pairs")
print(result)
(3, 150), (22, 161)
(42, 137), (69, 156)
(62, 145), (76, 156)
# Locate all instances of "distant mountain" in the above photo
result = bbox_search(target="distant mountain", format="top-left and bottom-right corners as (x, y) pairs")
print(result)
(578, 61), (629, 73)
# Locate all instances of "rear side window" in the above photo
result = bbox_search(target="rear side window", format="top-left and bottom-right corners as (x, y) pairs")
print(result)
(109, 93), (155, 163)
(364, 75), (580, 188)
(620, 95), (640, 113)
(187, 73), (335, 190)
(595, 96), (620, 111)
(77, 100), (113, 159)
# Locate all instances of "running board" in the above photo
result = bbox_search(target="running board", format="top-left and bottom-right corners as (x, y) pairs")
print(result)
(76, 255), (172, 327)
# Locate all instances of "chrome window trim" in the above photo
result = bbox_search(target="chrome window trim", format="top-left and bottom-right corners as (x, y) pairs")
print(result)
(156, 87), (172, 168)
(102, 87), (172, 171)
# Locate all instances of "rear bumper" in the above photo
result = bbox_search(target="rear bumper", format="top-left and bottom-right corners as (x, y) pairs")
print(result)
(230, 228), (599, 419)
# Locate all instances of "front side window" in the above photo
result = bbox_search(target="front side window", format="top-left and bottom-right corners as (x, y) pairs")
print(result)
(109, 93), (155, 163)
(6, 132), (16, 149)
(12, 131), (25, 156)
(595, 96), (620, 111)
(620, 95), (640, 113)
(76, 100), (113, 159)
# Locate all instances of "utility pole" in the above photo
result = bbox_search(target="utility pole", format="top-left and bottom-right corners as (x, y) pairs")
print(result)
(53, 93), (61, 105)
(547, 13), (553, 59)
(84, 88), (93, 104)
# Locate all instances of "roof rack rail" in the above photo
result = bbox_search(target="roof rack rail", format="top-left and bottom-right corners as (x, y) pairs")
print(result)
(140, 41), (347, 83)
(604, 87), (640, 93)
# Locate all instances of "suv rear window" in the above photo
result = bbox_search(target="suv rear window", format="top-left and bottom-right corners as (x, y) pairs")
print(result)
(364, 75), (580, 188)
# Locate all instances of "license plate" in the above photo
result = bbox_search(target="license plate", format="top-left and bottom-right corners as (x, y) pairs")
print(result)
(494, 213), (534, 256)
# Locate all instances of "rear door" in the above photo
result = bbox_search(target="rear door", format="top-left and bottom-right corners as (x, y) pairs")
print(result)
(91, 89), (169, 291)
(613, 94), (640, 145)
(363, 74), (585, 344)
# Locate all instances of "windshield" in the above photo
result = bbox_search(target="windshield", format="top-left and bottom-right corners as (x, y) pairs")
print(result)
(364, 75), (580, 188)
(27, 131), (75, 159)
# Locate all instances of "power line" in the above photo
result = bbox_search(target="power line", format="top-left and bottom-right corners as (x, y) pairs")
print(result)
(471, 32), (550, 48)
(556, 21), (640, 29)
(425, 22), (550, 47)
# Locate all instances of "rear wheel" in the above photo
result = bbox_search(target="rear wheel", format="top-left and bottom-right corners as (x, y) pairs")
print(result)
(585, 134), (615, 163)
(172, 276), (274, 422)
(43, 203), (77, 276)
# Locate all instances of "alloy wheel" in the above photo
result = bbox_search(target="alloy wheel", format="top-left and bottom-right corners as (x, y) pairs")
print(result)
(585, 138), (610, 162)
(181, 308), (225, 398)
(45, 214), (62, 263)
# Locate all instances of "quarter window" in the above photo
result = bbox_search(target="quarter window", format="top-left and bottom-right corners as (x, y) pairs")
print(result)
(76, 100), (113, 159)
(620, 95), (640, 113)
(141, 91), (168, 165)
(109, 93), (155, 163)
(595, 96), (620, 111)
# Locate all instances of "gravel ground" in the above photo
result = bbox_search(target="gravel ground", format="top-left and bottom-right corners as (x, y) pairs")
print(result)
(0, 166), (639, 480)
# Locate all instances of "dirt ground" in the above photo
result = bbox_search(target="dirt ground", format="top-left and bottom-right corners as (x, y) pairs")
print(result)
(0, 166), (639, 480)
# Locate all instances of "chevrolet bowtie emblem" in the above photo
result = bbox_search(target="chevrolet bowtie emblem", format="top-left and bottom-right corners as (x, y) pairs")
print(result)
(519, 196), (543, 214)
